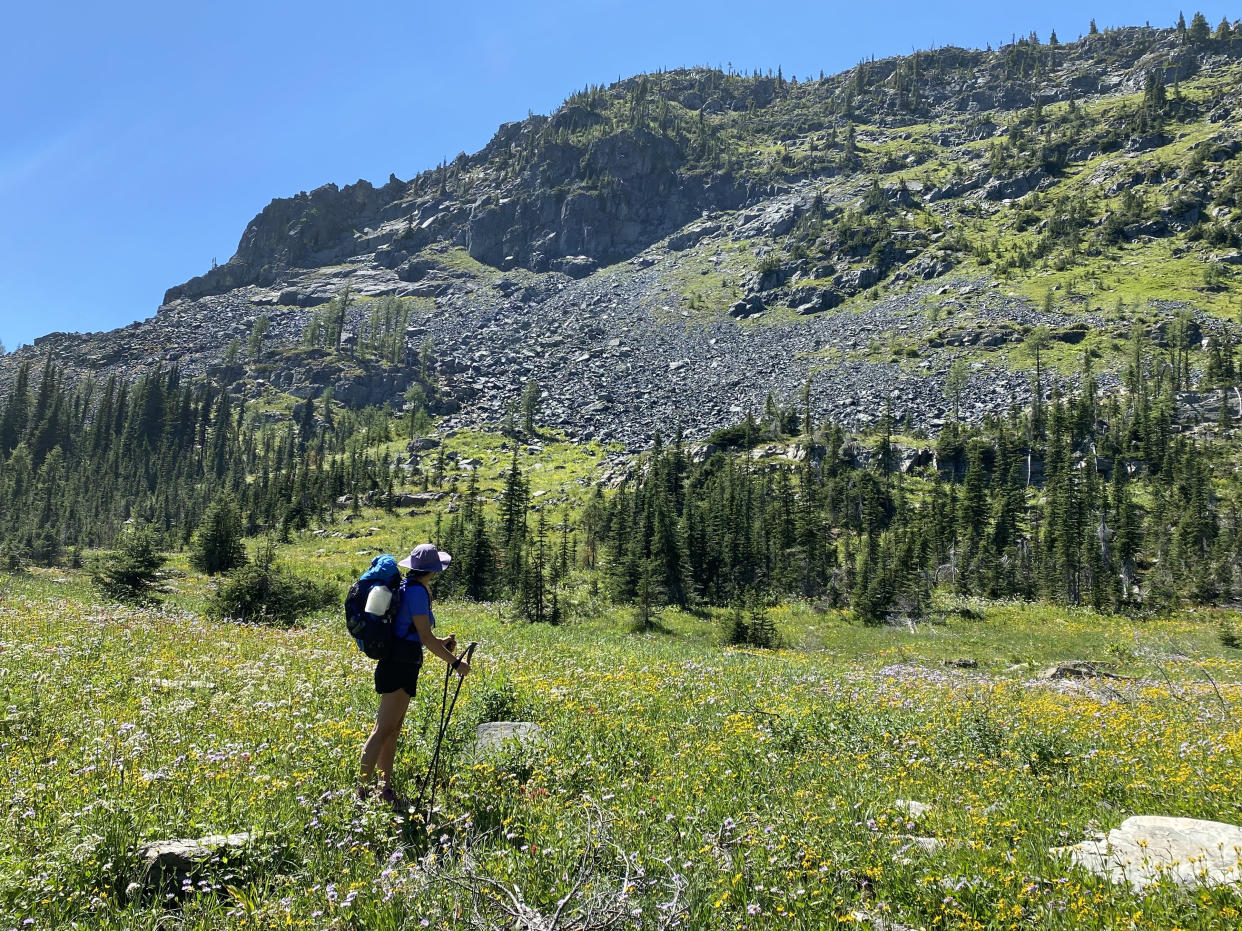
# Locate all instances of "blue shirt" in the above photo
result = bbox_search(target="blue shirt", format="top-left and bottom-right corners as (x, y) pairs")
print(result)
(393, 578), (434, 643)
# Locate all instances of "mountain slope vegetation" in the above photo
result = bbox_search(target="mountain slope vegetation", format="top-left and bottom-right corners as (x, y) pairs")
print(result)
(1, 16), (1242, 616)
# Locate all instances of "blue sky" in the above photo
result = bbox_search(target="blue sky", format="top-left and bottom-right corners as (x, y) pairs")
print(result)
(0, 1), (1226, 350)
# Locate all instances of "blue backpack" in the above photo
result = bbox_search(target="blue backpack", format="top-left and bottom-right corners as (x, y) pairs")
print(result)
(345, 555), (402, 660)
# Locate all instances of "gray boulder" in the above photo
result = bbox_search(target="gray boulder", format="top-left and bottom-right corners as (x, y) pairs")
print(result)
(551, 255), (598, 279)
(982, 168), (1047, 201)
(131, 831), (272, 899)
(396, 257), (437, 282)
(834, 265), (880, 292)
(1053, 816), (1242, 892)
(908, 253), (954, 280)
(138, 833), (253, 875)
(668, 222), (720, 251)
(794, 288), (846, 315)
(728, 294), (765, 318)
(1037, 661), (1129, 681)
(1123, 219), (1169, 239)
(472, 721), (543, 756)
(748, 260), (799, 292)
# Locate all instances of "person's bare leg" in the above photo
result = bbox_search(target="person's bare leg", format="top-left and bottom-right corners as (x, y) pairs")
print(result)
(377, 730), (401, 792)
(360, 690), (410, 792)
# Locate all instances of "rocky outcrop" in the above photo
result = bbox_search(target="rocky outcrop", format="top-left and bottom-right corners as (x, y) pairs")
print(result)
(465, 130), (744, 271)
(981, 168), (1048, 201)
(170, 128), (745, 305)
(164, 176), (409, 303)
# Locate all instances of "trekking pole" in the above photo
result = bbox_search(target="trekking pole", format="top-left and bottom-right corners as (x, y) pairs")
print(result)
(414, 641), (477, 824)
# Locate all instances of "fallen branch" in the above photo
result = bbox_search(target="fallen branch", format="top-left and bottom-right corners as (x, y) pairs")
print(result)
(433, 799), (687, 930)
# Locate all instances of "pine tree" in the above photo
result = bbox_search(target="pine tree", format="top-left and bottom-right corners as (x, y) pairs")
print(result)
(92, 525), (166, 601)
(189, 491), (247, 575)
(1188, 11), (1211, 44)
(631, 558), (661, 633)
(460, 471), (495, 601)
(0, 362), (31, 456)
(957, 440), (989, 590)
(647, 450), (688, 606)
(516, 510), (553, 623)
(520, 378), (541, 435)
(248, 314), (270, 359)
(581, 486), (606, 570)
(1023, 325), (1051, 439)
(499, 448), (528, 551)
(945, 359), (970, 420)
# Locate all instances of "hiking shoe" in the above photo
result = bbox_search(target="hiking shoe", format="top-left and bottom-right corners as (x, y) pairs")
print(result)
(379, 787), (412, 811)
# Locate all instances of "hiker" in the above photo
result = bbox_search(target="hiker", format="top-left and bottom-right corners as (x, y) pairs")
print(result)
(358, 543), (469, 804)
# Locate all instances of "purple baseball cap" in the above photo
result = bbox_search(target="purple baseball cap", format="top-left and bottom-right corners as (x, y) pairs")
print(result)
(398, 543), (452, 572)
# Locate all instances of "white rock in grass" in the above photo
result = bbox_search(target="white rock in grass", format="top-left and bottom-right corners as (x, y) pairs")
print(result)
(138, 832), (253, 873)
(1053, 816), (1242, 892)
(472, 721), (543, 755)
(144, 678), (216, 691)
(900, 835), (943, 854)
(848, 909), (914, 931)
(894, 799), (931, 819)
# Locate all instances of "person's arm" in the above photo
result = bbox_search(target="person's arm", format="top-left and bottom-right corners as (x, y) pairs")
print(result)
(411, 611), (469, 677)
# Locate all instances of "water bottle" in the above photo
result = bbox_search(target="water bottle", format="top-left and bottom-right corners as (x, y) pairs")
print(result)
(364, 585), (392, 615)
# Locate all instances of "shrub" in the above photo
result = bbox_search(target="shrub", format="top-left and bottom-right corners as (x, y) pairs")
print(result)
(206, 543), (336, 625)
(629, 567), (662, 633)
(1, 540), (24, 573)
(27, 527), (62, 566)
(478, 678), (519, 723)
(1015, 730), (1075, 777)
(91, 526), (166, 602)
(1203, 262), (1229, 291)
(722, 595), (780, 649)
(707, 421), (763, 450)
(756, 252), (783, 275)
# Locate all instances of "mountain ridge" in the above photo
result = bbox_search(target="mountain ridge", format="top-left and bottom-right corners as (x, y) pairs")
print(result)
(161, 24), (1227, 304)
(4, 19), (1242, 448)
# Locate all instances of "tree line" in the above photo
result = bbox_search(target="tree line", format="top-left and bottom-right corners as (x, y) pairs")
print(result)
(0, 358), (418, 566)
(2, 327), (1239, 628)
(434, 334), (1241, 624)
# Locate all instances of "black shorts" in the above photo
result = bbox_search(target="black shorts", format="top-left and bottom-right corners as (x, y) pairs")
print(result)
(375, 653), (422, 696)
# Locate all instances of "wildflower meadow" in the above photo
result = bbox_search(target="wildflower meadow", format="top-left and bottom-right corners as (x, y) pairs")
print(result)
(2, 569), (1241, 929)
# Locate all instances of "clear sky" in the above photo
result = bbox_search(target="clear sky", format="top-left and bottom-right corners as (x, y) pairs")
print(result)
(0, 1), (1227, 351)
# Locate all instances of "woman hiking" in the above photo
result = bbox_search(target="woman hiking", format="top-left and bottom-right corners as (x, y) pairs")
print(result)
(358, 543), (469, 806)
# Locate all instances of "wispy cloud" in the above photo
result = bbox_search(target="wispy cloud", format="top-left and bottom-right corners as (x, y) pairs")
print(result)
(0, 112), (132, 199)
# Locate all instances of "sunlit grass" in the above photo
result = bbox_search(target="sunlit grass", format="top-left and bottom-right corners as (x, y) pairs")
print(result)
(2, 566), (1240, 929)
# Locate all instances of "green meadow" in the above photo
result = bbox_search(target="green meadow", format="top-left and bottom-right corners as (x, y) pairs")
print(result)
(3, 554), (1241, 930)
